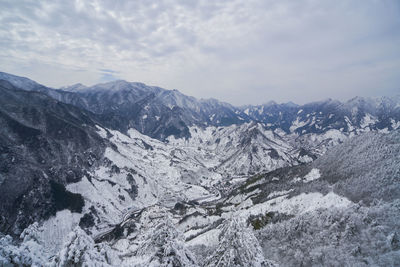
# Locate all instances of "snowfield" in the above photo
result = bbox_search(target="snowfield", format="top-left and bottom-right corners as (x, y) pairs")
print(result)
(2, 122), (400, 266)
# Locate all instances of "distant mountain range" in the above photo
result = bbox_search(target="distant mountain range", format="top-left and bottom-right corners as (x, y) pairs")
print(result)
(1, 71), (400, 140)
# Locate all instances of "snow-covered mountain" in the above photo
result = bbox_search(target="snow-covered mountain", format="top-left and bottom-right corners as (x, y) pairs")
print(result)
(1, 71), (400, 266)
(168, 123), (305, 176)
(239, 96), (400, 134)
(2, 71), (400, 141)
(0, 80), (107, 236)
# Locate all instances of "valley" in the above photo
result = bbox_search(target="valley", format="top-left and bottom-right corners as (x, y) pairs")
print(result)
(0, 72), (399, 266)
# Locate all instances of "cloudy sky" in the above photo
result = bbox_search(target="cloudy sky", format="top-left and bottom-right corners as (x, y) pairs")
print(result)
(1, 0), (399, 105)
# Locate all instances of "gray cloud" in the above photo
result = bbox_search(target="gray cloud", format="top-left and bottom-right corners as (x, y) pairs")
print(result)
(0, 0), (399, 104)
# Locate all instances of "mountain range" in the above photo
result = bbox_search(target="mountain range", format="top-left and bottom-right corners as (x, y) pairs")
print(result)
(2, 71), (400, 140)
(0, 71), (399, 266)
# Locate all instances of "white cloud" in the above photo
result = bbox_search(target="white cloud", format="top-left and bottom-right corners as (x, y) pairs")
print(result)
(0, 0), (399, 105)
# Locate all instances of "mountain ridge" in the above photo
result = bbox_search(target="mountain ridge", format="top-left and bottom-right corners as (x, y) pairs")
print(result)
(2, 71), (400, 110)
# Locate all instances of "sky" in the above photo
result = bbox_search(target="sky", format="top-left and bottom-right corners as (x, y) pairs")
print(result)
(0, 0), (400, 105)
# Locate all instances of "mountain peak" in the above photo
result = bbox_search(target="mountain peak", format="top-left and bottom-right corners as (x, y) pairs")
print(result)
(82, 80), (152, 93)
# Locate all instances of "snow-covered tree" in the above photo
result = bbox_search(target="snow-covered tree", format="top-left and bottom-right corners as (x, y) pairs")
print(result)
(133, 206), (198, 267)
(51, 226), (114, 267)
(258, 200), (400, 266)
(0, 222), (47, 266)
(204, 217), (276, 267)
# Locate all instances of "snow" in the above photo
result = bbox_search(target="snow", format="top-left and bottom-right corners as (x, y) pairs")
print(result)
(258, 106), (264, 115)
(267, 189), (293, 199)
(167, 123), (296, 177)
(245, 178), (266, 189)
(11, 113), (397, 265)
(360, 114), (377, 128)
(179, 215), (221, 231)
(292, 177), (302, 183)
(322, 129), (347, 141)
(186, 229), (221, 247)
(228, 193), (248, 205)
(37, 210), (82, 255)
(130, 207), (198, 266)
(303, 168), (321, 183)
(184, 228), (208, 240)
(391, 119), (400, 130)
(299, 154), (313, 163)
(203, 218), (268, 266)
(196, 190), (221, 204)
(14, 119), (375, 263)
(237, 197), (255, 209)
(295, 129), (347, 156)
(0, 231), (48, 266)
(105, 128), (222, 203)
(55, 226), (122, 266)
(290, 117), (308, 132)
(238, 192), (352, 218)
(67, 173), (136, 231)
(4, 74), (400, 266)
(344, 116), (354, 131)
(379, 128), (390, 134)
(95, 125), (108, 138)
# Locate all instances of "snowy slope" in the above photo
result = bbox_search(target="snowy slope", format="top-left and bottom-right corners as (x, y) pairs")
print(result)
(168, 122), (301, 176)
(2, 126), (400, 267)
